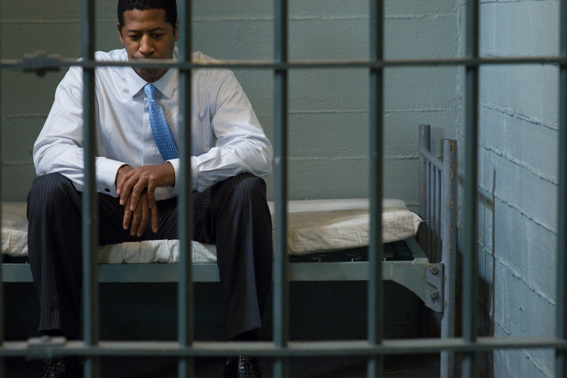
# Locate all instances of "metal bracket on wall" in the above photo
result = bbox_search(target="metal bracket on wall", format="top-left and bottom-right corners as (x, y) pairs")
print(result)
(424, 263), (444, 312)
(22, 51), (62, 76)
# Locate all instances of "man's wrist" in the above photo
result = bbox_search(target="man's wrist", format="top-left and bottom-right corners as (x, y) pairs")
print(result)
(164, 161), (176, 187)
(115, 164), (132, 187)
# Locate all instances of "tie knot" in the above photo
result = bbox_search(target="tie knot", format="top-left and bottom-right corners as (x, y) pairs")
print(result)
(144, 83), (157, 101)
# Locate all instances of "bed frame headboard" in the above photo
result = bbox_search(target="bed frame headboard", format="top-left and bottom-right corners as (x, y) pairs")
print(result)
(418, 124), (458, 378)
(418, 124), (457, 265)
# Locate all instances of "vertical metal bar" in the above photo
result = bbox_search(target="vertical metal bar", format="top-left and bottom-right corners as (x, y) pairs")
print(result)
(81, 0), (100, 376)
(556, 0), (567, 376)
(273, 0), (289, 377)
(0, 3), (4, 376)
(441, 139), (457, 378)
(437, 167), (442, 261)
(462, 0), (480, 376)
(419, 125), (430, 218)
(177, 1), (194, 377)
(427, 161), (433, 257)
(368, 0), (384, 376)
(418, 125), (431, 260)
(435, 169), (443, 262)
(430, 164), (435, 259)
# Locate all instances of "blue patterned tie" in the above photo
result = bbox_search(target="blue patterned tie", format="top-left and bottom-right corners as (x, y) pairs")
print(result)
(144, 83), (178, 160)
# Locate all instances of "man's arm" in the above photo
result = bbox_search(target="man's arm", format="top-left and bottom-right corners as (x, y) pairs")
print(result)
(34, 65), (127, 196)
(167, 66), (273, 193)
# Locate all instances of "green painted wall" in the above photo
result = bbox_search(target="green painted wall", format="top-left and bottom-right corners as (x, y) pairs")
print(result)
(1, 0), (460, 206)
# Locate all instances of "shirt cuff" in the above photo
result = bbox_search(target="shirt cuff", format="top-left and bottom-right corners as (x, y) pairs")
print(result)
(96, 158), (129, 196)
(167, 157), (198, 192)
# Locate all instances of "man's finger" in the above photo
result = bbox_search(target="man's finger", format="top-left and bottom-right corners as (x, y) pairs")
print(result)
(120, 174), (137, 206)
(115, 164), (133, 196)
(151, 204), (159, 233)
(137, 199), (150, 237)
(147, 182), (157, 210)
(123, 207), (132, 231)
(130, 206), (141, 237)
(129, 178), (148, 211)
(117, 169), (135, 203)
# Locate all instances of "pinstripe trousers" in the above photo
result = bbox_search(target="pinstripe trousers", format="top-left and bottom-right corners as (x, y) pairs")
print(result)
(27, 172), (273, 340)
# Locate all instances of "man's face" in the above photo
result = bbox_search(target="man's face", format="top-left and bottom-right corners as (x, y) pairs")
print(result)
(118, 9), (178, 83)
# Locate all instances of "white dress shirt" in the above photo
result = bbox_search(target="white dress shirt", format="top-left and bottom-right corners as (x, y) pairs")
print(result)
(34, 49), (273, 200)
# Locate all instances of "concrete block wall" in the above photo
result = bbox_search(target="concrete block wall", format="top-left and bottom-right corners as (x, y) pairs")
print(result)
(458, 0), (560, 376)
(1, 0), (460, 206)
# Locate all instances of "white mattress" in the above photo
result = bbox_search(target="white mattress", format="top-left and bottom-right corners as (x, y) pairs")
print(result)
(2, 199), (421, 263)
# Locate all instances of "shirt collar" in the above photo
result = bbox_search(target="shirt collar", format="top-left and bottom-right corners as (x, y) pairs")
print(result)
(126, 49), (179, 99)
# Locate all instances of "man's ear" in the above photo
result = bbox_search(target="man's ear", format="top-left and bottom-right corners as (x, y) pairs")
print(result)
(117, 23), (124, 44)
(174, 23), (179, 42)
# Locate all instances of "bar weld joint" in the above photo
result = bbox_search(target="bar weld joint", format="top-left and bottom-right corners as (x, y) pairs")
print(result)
(22, 51), (62, 76)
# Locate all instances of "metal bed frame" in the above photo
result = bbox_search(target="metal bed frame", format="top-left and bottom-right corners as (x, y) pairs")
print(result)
(1, 124), (457, 376)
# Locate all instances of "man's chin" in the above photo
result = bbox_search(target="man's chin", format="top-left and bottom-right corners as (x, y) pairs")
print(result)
(135, 68), (166, 83)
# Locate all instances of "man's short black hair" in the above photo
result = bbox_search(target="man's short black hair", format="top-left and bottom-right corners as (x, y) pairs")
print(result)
(117, 0), (177, 27)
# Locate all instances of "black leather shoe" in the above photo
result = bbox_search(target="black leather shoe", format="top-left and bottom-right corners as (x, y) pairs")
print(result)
(223, 356), (261, 378)
(41, 357), (83, 378)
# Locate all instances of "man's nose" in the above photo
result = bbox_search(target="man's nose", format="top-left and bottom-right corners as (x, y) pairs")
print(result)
(139, 34), (153, 55)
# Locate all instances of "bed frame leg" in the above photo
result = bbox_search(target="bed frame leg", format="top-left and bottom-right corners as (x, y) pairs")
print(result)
(440, 139), (457, 378)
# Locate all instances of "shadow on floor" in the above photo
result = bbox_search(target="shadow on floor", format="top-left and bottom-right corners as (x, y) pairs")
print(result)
(6, 353), (440, 378)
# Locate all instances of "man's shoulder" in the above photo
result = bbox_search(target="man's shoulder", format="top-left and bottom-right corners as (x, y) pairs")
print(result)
(95, 48), (127, 61)
(191, 51), (234, 83)
(191, 51), (216, 64)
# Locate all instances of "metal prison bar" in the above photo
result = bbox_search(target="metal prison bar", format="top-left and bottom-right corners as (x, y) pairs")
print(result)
(1, 0), (567, 378)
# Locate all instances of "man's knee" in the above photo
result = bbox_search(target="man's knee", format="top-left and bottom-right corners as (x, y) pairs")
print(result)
(228, 174), (267, 202)
(28, 173), (78, 213)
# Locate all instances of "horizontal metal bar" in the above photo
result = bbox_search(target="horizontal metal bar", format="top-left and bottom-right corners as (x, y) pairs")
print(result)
(2, 337), (566, 359)
(3, 56), (567, 71)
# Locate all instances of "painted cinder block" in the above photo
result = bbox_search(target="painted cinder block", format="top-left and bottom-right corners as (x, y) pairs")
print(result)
(493, 334), (553, 378)
(493, 154), (557, 233)
(289, 18), (369, 60)
(494, 198), (557, 299)
(493, 199), (530, 282)
(493, 261), (555, 339)
(0, 71), (64, 115)
(491, 260), (556, 377)
(481, 1), (559, 57)
(480, 65), (549, 125)
(506, 117), (558, 183)
(478, 105), (507, 156)
(289, 112), (369, 158)
(385, 67), (458, 110)
(385, 15), (457, 59)
(193, 19), (273, 60)
(386, 0), (456, 15)
(1, 117), (42, 163)
(288, 69), (369, 113)
(288, 158), (368, 199)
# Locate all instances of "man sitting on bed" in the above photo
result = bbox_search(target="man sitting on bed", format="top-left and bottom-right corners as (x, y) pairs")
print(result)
(27, 0), (272, 377)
